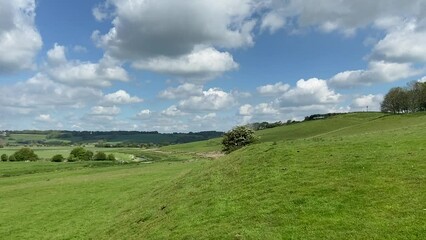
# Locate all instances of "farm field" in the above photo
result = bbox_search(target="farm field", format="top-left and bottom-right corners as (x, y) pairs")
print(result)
(1, 113), (425, 239)
(0, 146), (141, 162)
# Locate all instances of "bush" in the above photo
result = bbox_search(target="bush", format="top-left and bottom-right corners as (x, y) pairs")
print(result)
(222, 126), (258, 153)
(93, 151), (107, 161)
(51, 154), (65, 162)
(9, 155), (16, 161)
(12, 148), (39, 161)
(83, 150), (94, 161)
(107, 154), (116, 161)
(69, 147), (86, 161)
(1, 154), (8, 162)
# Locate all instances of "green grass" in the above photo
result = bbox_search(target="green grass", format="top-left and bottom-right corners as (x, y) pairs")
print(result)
(0, 161), (202, 239)
(1, 112), (425, 239)
(8, 134), (47, 141)
(0, 147), (144, 162)
(161, 138), (222, 153)
(104, 113), (426, 239)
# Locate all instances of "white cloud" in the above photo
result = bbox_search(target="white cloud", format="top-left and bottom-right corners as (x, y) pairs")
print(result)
(371, 20), (426, 63)
(0, 0), (42, 72)
(47, 43), (67, 65)
(257, 82), (290, 96)
(103, 90), (143, 104)
(330, 61), (421, 88)
(239, 103), (278, 116)
(158, 83), (203, 100)
(0, 74), (103, 114)
(92, 0), (259, 81)
(178, 88), (235, 111)
(261, 11), (286, 34)
(137, 109), (151, 119)
(133, 47), (238, 81)
(419, 76), (426, 83)
(94, 0), (256, 58)
(161, 105), (184, 117)
(279, 78), (341, 107)
(35, 114), (54, 123)
(90, 106), (120, 116)
(351, 94), (384, 111)
(239, 104), (254, 116)
(45, 44), (129, 87)
(281, 0), (426, 34)
(194, 113), (217, 121)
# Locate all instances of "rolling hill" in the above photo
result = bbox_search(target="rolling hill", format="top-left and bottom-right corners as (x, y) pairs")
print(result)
(1, 112), (425, 239)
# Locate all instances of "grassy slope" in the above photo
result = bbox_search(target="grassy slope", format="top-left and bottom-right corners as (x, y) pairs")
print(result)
(0, 161), (204, 239)
(161, 112), (385, 153)
(115, 113), (426, 239)
(1, 113), (425, 239)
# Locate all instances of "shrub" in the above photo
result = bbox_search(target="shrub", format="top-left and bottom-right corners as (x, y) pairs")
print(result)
(69, 147), (86, 161)
(12, 148), (39, 161)
(94, 151), (107, 161)
(107, 154), (116, 161)
(222, 126), (258, 153)
(9, 155), (16, 161)
(1, 154), (8, 162)
(83, 150), (94, 161)
(51, 154), (65, 162)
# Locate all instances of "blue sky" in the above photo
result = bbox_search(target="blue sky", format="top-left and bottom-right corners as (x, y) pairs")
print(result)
(1, 0), (426, 132)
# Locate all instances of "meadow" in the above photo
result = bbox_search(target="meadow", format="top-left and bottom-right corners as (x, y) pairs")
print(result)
(0, 112), (425, 239)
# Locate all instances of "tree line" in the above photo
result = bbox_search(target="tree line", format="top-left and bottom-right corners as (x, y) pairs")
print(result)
(0, 147), (115, 162)
(381, 81), (426, 113)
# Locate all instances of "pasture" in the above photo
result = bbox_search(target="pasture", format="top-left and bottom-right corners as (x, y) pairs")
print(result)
(1, 112), (425, 239)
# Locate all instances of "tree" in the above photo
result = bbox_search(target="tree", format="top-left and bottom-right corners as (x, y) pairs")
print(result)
(12, 148), (39, 161)
(381, 87), (409, 113)
(9, 155), (16, 161)
(1, 154), (7, 162)
(93, 151), (107, 161)
(51, 154), (65, 162)
(222, 126), (258, 153)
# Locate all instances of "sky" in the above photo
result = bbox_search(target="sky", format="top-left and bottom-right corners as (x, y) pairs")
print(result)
(1, 0), (426, 132)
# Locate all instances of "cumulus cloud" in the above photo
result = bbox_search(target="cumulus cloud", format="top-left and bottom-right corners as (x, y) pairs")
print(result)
(239, 103), (278, 116)
(178, 88), (235, 111)
(103, 90), (143, 104)
(35, 114), (54, 123)
(371, 20), (426, 63)
(351, 94), (384, 111)
(329, 61), (421, 88)
(161, 105), (184, 117)
(133, 48), (238, 81)
(0, 74), (103, 114)
(257, 82), (290, 96)
(137, 109), (151, 119)
(278, 78), (341, 107)
(194, 113), (217, 121)
(280, 0), (426, 34)
(0, 0), (42, 73)
(45, 44), (129, 87)
(158, 83), (203, 99)
(261, 11), (286, 34)
(90, 106), (120, 116)
(94, 0), (256, 58)
(92, 0), (259, 81)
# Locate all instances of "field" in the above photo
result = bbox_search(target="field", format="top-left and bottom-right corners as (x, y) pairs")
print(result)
(1, 112), (425, 239)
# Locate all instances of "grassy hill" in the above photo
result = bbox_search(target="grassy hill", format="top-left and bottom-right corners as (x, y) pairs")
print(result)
(1, 112), (425, 239)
